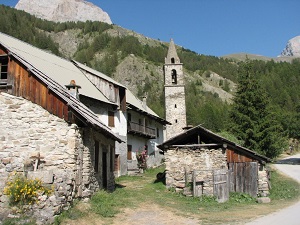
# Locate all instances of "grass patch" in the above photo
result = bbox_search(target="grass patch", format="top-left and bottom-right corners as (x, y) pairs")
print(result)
(54, 201), (86, 225)
(2, 216), (36, 225)
(269, 169), (300, 200)
(56, 164), (300, 224)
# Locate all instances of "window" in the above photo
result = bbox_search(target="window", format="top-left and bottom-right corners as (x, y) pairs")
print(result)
(175, 119), (178, 123)
(171, 57), (175, 64)
(127, 145), (132, 160)
(0, 55), (8, 80)
(156, 127), (160, 138)
(171, 69), (177, 84)
(94, 140), (100, 173)
(175, 104), (177, 108)
(108, 111), (115, 127)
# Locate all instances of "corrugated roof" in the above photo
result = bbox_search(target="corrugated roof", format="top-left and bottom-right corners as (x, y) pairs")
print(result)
(0, 32), (111, 105)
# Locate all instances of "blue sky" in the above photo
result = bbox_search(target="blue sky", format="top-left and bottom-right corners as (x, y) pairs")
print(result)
(1, 0), (300, 57)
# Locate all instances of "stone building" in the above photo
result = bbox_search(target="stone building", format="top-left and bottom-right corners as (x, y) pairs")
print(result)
(0, 31), (169, 181)
(164, 39), (187, 140)
(158, 125), (271, 202)
(0, 31), (169, 221)
(0, 32), (123, 222)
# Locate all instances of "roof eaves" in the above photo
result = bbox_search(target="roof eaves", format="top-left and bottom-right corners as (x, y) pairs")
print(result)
(9, 52), (122, 143)
(127, 103), (171, 125)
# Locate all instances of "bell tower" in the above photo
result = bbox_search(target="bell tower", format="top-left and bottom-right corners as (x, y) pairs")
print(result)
(164, 39), (187, 140)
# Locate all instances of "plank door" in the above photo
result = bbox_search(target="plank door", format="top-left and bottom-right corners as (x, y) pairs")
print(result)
(213, 169), (229, 203)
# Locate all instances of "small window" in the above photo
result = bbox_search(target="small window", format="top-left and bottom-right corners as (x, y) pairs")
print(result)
(175, 104), (177, 108)
(175, 119), (178, 123)
(127, 145), (132, 160)
(0, 55), (8, 80)
(156, 127), (160, 138)
(108, 111), (115, 127)
(171, 58), (175, 64)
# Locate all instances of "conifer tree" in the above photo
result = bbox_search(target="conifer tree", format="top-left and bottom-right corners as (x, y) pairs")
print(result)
(229, 59), (287, 158)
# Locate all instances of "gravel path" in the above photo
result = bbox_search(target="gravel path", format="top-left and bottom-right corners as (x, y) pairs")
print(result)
(246, 153), (300, 225)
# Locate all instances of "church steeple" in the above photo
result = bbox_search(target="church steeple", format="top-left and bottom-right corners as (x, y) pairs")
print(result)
(164, 39), (187, 140)
(165, 38), (181, 64)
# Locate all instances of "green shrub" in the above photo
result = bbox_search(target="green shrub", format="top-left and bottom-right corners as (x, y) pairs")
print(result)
(3, 172), (52, 206)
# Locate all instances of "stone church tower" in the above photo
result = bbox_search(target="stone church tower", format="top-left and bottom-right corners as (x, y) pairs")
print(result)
(164, 39), (187, 140)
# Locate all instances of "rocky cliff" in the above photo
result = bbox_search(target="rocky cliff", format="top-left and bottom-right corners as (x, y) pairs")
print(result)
(280, 36), (300, 57)
(15, 0), (112, 24)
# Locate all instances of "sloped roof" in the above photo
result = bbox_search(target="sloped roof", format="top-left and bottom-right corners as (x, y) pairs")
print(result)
(72, 60), (126, 89)
(126, 89), (170, 125)
(0, 32), (122, 142)
(73, 60), (169, 125)
(0, 32), (168, 126)
(158, 125), (271, 163)
(0, 32), (111, 105)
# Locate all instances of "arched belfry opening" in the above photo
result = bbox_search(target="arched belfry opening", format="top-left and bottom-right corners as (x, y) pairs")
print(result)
(171, 57), (175, 64)
(171, 69), (177, 84)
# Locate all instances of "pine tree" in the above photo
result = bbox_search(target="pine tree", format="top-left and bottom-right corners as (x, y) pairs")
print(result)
(229, 59), (287, 158)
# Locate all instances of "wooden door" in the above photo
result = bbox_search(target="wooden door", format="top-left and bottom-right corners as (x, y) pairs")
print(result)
(213, 169), (229, 203)
(228, 162), (258, 197)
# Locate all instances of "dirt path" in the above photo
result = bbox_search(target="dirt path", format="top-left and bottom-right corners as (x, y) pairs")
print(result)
(112, 203), (200, 225)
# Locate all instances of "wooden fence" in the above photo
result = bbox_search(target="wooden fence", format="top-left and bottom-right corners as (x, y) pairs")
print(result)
(191, 162), (259, 202)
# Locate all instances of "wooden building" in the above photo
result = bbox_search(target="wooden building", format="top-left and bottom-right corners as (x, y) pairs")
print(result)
(158, 125), (271, 202)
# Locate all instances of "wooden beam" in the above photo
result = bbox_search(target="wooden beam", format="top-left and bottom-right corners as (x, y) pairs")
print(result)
(169, 143), (223, 148)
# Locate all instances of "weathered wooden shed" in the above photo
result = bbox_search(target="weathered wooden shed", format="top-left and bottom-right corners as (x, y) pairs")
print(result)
(158, 125), (271, 202)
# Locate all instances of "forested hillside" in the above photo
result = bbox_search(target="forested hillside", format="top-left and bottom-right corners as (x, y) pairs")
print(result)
(1, 5), (299, 147)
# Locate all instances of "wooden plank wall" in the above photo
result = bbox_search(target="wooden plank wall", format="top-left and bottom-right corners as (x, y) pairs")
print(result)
(7, 57), (69, 122)
(228, 162), (258, 197)
(226, 149), (254, 163)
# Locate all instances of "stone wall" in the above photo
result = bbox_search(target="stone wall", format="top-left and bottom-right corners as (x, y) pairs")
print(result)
(258, 170), (270, 197)
(165, 147), (227, 195)
(0, 93), (110, 223)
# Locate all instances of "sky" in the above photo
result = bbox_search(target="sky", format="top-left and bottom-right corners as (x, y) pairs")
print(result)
(1, 0), (300, 57)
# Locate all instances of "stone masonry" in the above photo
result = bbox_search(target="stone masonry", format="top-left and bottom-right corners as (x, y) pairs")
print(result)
(0, 93), (105, 223)
(165, 147), (227, 195)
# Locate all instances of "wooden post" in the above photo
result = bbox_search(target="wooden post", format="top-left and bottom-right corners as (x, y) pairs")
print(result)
(193, 170), (196, 197)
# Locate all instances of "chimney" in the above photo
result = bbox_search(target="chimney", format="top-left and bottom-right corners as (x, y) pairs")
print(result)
(65, 80), (81, 100)
(142, 96), (147, 109)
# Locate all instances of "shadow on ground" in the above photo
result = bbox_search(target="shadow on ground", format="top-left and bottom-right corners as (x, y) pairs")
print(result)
(275, 157), (300, 165)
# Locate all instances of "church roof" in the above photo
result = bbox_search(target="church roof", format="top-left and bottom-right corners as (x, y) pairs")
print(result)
(165, 38), (181, 64)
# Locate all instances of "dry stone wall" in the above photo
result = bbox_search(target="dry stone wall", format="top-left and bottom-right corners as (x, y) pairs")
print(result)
(0, 93), (101, 223)
(165, 147), (227, 195)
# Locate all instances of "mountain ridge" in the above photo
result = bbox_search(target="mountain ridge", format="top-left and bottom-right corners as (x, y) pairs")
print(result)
(15, 0), (112, 24)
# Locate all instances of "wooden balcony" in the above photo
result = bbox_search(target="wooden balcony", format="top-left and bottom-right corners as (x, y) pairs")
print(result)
(127, 121), (156, 139)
